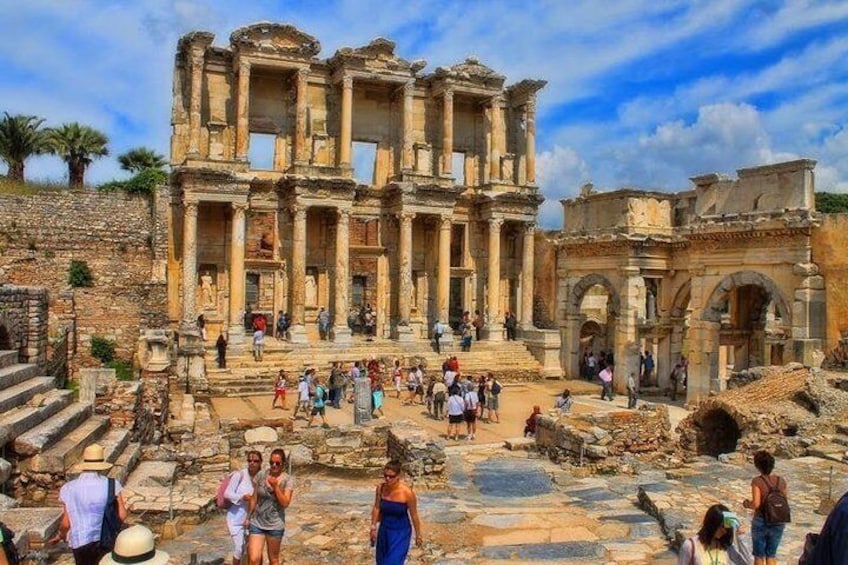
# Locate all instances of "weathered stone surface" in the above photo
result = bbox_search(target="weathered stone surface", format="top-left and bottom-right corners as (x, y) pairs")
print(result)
(244, 426), (278, 444)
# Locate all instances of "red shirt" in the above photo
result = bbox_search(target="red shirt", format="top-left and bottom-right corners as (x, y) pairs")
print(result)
(253, 315), (266, 332)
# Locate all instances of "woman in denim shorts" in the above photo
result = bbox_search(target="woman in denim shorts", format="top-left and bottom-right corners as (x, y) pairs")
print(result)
(743, 450), (787, 565)
(247, 448), (293, 565)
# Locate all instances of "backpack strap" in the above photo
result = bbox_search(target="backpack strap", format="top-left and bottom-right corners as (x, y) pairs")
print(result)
(688, 538), (696, 565)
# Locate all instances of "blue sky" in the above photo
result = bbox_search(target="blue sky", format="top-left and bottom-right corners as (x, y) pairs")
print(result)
(1, 0), (847, 227)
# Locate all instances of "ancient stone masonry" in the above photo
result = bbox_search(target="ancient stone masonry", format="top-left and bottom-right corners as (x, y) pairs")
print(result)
(169, 23), (546, 350)
(0, 285), (48, 365)
(546, 159), (826, 401)
(0, 189), (169, 369)
(535, 404), (673, 471)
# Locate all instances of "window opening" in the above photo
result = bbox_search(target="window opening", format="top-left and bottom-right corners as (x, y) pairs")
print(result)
(352, 141), (377, 185)
(248, 133), (276, 170)
(451, 152), (465, 185)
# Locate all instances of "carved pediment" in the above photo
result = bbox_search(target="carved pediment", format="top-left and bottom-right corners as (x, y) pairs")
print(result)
(229, 22), (321, 58)
(331, 37), (426, 76)
(432, 57), (505, 88)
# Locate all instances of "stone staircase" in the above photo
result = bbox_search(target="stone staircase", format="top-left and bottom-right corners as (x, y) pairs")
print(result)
(205, 337), (544, 396)
(0, 349), (141, 506)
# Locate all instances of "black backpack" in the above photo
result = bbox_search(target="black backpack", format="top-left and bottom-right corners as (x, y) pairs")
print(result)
(100, 478), (123, 551)
(0, 521), (21, 565)
(759, 476), (791, 524)
(491, 381), (502, 395)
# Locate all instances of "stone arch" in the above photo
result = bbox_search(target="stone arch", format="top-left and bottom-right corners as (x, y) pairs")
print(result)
(569, 274), (621, 318)
(685, 405), (743, 456)
(670, 279), (691, 319)
(701, 271), (791, 324)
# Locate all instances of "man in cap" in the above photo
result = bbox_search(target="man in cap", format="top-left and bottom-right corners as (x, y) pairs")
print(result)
(50, 444), (127, 564)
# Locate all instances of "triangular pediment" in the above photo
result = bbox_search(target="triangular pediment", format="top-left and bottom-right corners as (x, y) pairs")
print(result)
(432, 57), (505, 88)
(331, 38), (426, 76)
(229, 22), (321, 58)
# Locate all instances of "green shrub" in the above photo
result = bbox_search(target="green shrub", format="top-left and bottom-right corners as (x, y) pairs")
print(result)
(107, 360), (134, 381)
(96, 180), (127, 193)
(68, 259), (93, 287)
(124, 168), (168, 196)
(816, 192), (848, 213)
(91, 336), (115, 363)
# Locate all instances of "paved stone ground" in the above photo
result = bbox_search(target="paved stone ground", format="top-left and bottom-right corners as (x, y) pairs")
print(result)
(155, 446), (679, 564)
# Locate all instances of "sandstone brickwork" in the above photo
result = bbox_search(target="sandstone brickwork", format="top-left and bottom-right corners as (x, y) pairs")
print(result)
(0, 189), (168, 370)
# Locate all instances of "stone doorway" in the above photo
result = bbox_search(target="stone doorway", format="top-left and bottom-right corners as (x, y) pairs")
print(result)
(0, 323), (10, 351)
(449, 277), (464, 331)
(696, 408), (741, 456)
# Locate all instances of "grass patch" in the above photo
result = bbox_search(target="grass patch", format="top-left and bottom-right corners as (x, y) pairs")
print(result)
(107, 360), (135, 381)
(0, 177), (71, 195)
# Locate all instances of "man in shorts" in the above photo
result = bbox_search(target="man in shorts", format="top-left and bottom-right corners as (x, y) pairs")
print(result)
(463, 384), (479, 440)
(308, 376), (328, 428)
(291, 374), (310, 420)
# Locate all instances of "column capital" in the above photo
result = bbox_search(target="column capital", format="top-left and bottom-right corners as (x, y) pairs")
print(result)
(290, 204), (308, 220)
(524, 98), (536, 114)
(231, 201), (248, 213)
(238, 58), (251, 74)
(489, 94), (505, 107)
(189, 48), (205, 68)
(524, 222), (537, 235)
(296, 67), (309, 81)
(403, 78), (415, 95)
(184, 201), (199, 216)
(341, 74), (353, 90)
(438, 215), (452, 230)
(488, 217), (504, 229)
(443, 87), (454, 102)
(396, 211), (416, 222)
(336, 208), (351, 223)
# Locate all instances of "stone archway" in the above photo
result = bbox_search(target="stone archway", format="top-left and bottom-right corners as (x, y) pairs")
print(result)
(562, 274), (622, 378)
(569, 273), (621, 318)
(701, 271), (791, 324)
(694, 408), (741, 456)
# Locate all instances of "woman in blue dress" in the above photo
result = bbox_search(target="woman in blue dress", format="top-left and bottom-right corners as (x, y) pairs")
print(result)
(370, 460), (423, 564)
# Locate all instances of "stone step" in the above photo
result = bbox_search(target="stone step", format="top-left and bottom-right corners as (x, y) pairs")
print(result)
(13, 402), (93, 456)
(0, 389), (75, 446)
(836, 423), (848, 436)
(101, 428), (132, 464)
(25, 415), (110, 473)
(0, 376), (56, 414)
(1, 507), (63, 556)
(0, 363), (40, 391)
(109, 441), (142, 485)
(0, 350), (19, 370)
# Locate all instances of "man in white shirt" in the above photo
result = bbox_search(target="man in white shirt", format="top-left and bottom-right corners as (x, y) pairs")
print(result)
(291, 375), (311, 420)
(50, 444), (127, 564)
(433, 320), (446, 354)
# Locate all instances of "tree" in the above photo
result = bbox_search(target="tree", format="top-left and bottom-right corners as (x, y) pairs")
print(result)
(816, 192), (848, 214)
(0, 112), (50, 182)
(117, 147), (167, 173)
(46, 122), (109, 188)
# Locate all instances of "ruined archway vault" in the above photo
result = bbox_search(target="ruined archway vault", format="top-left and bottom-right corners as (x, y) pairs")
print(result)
(701, 270), (792, 324)
(569, 273), (621, 318)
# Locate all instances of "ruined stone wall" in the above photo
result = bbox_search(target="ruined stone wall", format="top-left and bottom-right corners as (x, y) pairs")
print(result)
(534, 232), (557, 328)
(535, 404), (672, 466)
(0, 285), (48, 364)
(812, 213), (848, 350)
(0, 190), (167, 369)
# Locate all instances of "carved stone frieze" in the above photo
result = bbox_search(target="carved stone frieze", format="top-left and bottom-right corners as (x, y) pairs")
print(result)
(229, 22), (320, 58)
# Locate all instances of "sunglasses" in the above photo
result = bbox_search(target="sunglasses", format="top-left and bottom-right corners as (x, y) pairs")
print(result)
(383, 473), (398, 479)
(270, 461), (284, 467)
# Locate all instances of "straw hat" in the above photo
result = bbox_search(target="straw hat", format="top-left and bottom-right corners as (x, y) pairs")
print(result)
(100, 525), (169, 565)
(76, 444), (113, 472)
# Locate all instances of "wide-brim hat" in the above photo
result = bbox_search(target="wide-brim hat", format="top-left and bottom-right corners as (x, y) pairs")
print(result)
(100, 525), (169, 565)
(76, 444), (113, 472)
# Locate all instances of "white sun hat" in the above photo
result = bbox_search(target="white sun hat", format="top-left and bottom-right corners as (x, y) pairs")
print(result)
(99, 525), (170, 565)
(76, 444), (113, 472)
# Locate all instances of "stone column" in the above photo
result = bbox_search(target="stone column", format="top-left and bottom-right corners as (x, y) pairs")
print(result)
(488, 96), (503, 181)
(294, 68), (309, 164)
(228, 202), (247, 338)
(181, 201), (198, 323)
(395, 212), (415, 341)
(339, 75), (353, 167)
(486, 218), (503, 340)
(525, 99), (537, 184)
(401, 79), (414, 171)
(437, 215), (452, 333)
(441, 88), (453, 176)
(520, 223), (535, 331)
(334, 209), (352, 344)
(289, 205), (308, 343)
(614, 267), (644, 393)
(188, 48), (205, 157)
(235, 59), (251, 162)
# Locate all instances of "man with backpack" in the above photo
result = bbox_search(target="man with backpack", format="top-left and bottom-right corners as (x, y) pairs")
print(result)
(742, 450), (790, 565)
(308, 376), (329, 428)
(485, 373), (502, 423)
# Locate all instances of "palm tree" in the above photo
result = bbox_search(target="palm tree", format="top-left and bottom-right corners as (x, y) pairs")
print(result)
(117, 147), (167, 173)
(0, 112), (50, 182)
(46, 123), (109, 188)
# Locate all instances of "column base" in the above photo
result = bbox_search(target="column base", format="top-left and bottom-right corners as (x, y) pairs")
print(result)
(333, 326), (352, 345)
(392, 325), (415, 342)
(288, 325), (308, 344)
(484, 324), (504, 341)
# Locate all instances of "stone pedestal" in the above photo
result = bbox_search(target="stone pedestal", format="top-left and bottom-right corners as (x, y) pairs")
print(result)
(176, 326), (207, 394)
(79, 368), (117, 404)
(138, 329), (171, 373)
(353, 377), (372, 426)
(522, 328), (563, 378)
(392, 324), (415, 342)
(288, 324), (308, 345)
(333, 326), (352, 345)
